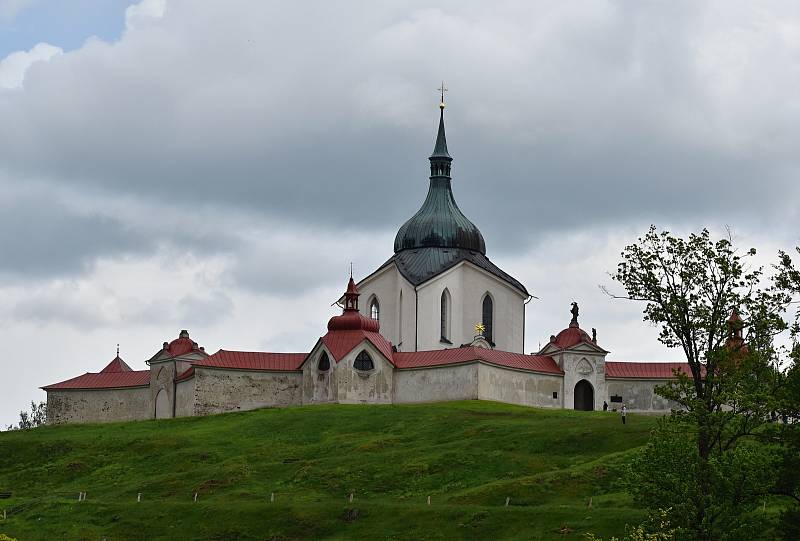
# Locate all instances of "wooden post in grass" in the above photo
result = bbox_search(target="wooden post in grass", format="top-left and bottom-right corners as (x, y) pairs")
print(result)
(270, 492), (275, 503)
(427, 496), (431, 506)
(193, 493), (198, 502)
(2, 509), (6, 520)
(505, 497), (510, 507)
(137, 493), (141, 502)
(349, 493), (353, 503)
(588, 497), (592, 509)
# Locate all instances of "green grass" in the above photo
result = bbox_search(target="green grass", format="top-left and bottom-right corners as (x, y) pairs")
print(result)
(0, 400), (658, 540)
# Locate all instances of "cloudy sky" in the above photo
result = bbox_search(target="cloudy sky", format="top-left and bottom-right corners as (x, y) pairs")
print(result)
(1, 0), (799, 426)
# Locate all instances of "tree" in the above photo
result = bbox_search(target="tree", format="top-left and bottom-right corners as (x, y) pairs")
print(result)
(6, 401), (47, 430)
(770, 250), (800, 535)
(608, 227), (790, 540)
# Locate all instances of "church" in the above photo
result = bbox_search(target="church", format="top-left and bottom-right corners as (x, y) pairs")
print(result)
(42, 99), (695, 424)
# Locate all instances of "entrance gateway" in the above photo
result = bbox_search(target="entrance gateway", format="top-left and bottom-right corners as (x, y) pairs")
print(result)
(574, 379), (594, 410)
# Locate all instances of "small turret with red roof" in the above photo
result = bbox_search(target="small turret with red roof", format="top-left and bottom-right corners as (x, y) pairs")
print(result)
(726, 307), (747, 353)
(327, 276), (380, 333)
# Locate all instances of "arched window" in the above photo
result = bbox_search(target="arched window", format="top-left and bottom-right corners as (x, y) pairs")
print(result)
(354, 350), (374, 371)
(482, 294), (494, 344)
(440, 289), (451, 342)
(369, 297), (380, 321)
(318, 351), (330, 371)
(398, 290), (403, 347)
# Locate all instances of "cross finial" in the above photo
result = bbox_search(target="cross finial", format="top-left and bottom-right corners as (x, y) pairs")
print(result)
(438, 81), (448, 109)
(116, 343), (120, 357)
(349, 262), (353, 278)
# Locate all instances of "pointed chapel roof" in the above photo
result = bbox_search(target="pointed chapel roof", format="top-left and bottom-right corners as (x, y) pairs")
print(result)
(100, 355), (133, 373)
(430, 105), (451, 159)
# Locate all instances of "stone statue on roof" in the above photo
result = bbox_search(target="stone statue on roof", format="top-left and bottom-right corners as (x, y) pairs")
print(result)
(570, 302), (579, 324)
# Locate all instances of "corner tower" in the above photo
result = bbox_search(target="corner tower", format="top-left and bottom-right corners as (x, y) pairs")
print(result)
(355, 91), (530, 353)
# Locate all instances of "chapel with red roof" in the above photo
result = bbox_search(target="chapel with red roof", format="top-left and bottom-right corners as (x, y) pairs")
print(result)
(43, 99), (705, 424)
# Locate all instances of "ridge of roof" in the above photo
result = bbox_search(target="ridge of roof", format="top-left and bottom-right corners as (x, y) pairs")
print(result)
(394, 347), (561, 374)
(195, 350), (306, 371)
(605, 361), (691, 379)
(42, 370), (150, 390)
(321, 329), (394, 365)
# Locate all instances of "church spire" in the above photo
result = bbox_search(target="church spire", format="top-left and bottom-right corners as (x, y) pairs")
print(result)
(429, 82), (452, 177)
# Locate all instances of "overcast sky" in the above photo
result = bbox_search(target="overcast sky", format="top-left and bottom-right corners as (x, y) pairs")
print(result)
(1, 0), (799, 427)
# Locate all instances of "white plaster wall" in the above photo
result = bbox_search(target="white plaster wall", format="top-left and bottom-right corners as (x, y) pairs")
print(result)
(302, 345), (336, 404)
(394, 363), (478, 403)
(559, 349), (608, 411)
(415, 264), (464, 350)
(356, 265), (417, 351)
(175, 378), (195, 417)
(46, 387), (151, 424)
(334, 341), (394, 404)
(605, 379), (678, 412)
(415, 263), (525, 353)
(149, 361), (176, 418)
(478, 364), (563, 408)
(193, 368), (302, 415)
(358, 261), (525, 353)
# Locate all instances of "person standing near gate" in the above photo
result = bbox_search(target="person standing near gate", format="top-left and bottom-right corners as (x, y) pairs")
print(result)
(603, 400), (608, 412)
(621, 404), (627, 425)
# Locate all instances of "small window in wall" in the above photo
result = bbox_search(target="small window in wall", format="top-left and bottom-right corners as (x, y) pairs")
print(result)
(552, 391), (558, 399)
(481, 294), (494, 344)
(318, 351), (330, 371)
(440, 289), (451, 343)
(369, 297), (380, 321)
(354, 350), (374, 371)
(610, 395), (623, 403)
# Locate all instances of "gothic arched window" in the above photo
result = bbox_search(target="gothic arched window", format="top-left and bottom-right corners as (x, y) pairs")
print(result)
(440, 289), (451, 342)
(354, 350), (374, 371)
(369, 297), (380, 321)
(318, 351), (330, 371)
(482, 294), (494, 344)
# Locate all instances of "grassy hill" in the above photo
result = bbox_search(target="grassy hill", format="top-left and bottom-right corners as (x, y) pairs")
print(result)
(0, 401), (658, 541)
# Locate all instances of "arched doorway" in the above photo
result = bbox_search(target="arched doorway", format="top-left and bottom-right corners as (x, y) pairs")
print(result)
(574, 380), (594, 411)
(154, 388), (170, 419)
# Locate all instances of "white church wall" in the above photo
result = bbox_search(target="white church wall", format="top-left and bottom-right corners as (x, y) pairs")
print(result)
(356, 265), (413, 349)
(175, 378), (195, 417)
(334, 341), (394, 404)
(393, 363), (478, 403)
(605, 379), (678, 412)
(302, 345), (336, 404)
(192, 368), (302, 415)
(46, 387), (151, 424)
(460, 264), (526, 353)
(559, 350), (608, 411)
(415, 264), (464, 350)
(477, 364), (563, 408)
(149, 361), (177, 419)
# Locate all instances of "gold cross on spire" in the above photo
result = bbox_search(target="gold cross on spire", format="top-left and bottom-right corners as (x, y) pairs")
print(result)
(438, 81), (448, 109)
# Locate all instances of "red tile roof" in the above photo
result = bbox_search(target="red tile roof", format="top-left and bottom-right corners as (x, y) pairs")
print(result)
(605, 361), (691, 379)
(394, 347), (562, 374)
(321, 330), (394, 364)
(194, 350), (306, 371)
(100, 356), (133, 373)
(42, 370), (150, 390)
(553, 325), (593, 349)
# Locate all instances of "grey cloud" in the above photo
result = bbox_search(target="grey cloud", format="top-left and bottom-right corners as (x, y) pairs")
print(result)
(0, 192), (152, 279)
(0, 0), (798, 262)
(177, 292), (234, 326)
